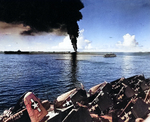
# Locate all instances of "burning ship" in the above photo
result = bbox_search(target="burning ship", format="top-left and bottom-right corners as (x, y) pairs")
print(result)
(1, 74), (150, 122)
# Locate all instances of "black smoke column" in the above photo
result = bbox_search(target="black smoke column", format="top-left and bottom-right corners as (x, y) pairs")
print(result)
(0, 0), (84, 52)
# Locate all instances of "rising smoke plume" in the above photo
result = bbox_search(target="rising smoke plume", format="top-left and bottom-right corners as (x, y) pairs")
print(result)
(0, 0), (84, 51)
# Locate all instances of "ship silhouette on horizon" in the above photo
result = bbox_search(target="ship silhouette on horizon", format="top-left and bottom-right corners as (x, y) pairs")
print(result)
(4, 50), (30, 54)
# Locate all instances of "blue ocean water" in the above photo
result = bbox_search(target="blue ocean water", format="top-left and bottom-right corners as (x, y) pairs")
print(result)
(0, 52), (150, 113)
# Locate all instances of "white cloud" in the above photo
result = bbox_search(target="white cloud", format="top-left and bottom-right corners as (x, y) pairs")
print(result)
(117, 33), (138, 47)
(116, 33), (140, 52)
(77, 30), (93, 51)
(52, 29), (93, 51)
(52, 35), (73, 51)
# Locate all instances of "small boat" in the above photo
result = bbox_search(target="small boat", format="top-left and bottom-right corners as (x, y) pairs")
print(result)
(104, 53), (116, 57)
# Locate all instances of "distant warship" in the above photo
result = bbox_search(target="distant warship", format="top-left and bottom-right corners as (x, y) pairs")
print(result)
(4, 50), (30, 54)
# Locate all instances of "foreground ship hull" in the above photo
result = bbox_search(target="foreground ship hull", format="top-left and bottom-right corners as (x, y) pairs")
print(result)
(1, 74), (150, 122)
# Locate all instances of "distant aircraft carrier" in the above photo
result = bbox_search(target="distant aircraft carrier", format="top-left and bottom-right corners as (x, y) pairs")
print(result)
(4, 50), (30, 54)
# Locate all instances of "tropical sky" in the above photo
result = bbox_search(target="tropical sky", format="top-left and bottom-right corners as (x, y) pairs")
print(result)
(0, 0), (150, 52)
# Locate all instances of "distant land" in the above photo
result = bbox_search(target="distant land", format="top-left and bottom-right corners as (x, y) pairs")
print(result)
(0, 51), (150, 55)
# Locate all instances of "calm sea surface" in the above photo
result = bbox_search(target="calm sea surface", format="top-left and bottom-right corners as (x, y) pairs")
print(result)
(0, 52), (150, 113)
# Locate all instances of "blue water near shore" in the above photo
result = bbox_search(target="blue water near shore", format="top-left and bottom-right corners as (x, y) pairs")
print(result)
(0, 52), (150, 113)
